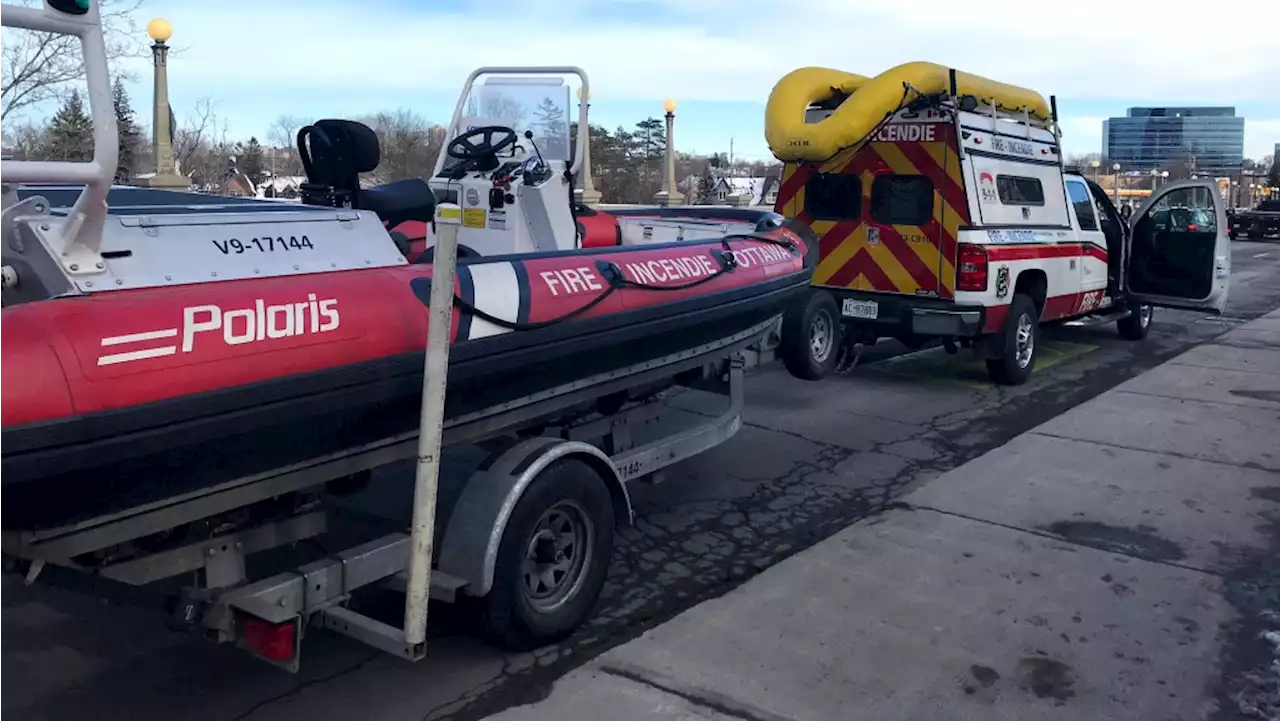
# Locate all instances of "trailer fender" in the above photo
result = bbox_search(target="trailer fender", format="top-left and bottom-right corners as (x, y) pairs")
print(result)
(437, 437), (632, 597)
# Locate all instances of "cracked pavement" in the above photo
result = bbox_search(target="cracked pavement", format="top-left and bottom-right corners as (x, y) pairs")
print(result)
(5, 241), (1280, 721)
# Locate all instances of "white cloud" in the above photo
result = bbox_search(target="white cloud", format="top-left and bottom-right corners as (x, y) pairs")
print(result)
(121, 0), (1280, 106)
(1057, 116), (1108, 157)
(11, 0), (1275, 161)
(1246, 119), (1280, 160)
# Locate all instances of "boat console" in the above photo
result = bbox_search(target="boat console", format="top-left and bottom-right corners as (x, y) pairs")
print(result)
(422, 70), (584, 257)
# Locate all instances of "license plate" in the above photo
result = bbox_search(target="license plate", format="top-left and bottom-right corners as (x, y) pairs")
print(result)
(841, 298), (879, 320)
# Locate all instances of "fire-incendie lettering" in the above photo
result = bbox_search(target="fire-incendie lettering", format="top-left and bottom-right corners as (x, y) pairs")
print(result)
(540, 267), (605, 296)
(872, 124), (939, 143)
(625, 255), (717, 284)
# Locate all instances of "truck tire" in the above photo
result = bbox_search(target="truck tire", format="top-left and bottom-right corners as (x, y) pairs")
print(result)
(1117, 301), (1154, 341)
(985, 293), (1039, 386)
(480, 458), (615, 651)
(780, 290), (840, 380)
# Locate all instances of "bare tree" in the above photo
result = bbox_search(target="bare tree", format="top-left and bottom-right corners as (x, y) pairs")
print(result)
(357, 109), (443, 184)
(168, 96), (239, 189)
(0, 120), (47, 159)
(171, 96), (222, 176)
(467, 90), (527, 129)
(2, 0), (146, 121)
(1167, 153), (1198, 181)
(266, 114), (306, 176)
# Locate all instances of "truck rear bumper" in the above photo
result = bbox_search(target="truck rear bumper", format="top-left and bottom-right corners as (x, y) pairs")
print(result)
(821, 287), (986, 338)
(910, 307), (983, 336)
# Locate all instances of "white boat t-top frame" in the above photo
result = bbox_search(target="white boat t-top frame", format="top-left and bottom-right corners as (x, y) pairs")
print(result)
(0, 1), (780, 670)
(421, 67), (591, 257)
(0, 0), (117, 278)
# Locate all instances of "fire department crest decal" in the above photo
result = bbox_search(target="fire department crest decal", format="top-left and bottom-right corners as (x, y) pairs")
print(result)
(867, 227), (880, 246)
(995, 266), (1010, 299)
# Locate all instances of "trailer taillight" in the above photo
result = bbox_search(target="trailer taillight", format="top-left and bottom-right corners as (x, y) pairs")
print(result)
(240, 615), (297, 662)
(956, 243), (989, 291)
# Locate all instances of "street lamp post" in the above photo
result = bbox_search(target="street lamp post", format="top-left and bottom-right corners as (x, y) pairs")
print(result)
(1090, 159), (1100, 183)
(1150, 168), (1160, 192)
(1112, 163), (1121, 204)
(574, 87), (602, 206)
(654, 98), (684, 207)
(138, 18), (188, 189)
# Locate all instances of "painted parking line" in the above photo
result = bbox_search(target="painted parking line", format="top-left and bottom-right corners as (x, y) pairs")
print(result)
(863, 340), (1100, 389)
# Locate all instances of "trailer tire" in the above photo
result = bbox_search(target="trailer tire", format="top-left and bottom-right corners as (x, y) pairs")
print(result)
(985, 293), (1039, 386)
(480, 458), (614, 650)
(780, 290), (840, 380)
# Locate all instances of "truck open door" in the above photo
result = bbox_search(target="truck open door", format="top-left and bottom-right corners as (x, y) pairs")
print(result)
(1126, 179), (1230, 314)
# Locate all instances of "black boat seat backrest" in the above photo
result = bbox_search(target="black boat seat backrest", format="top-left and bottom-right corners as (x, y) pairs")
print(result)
(297, 118), (434, 231)
(297, 119), (380, 192)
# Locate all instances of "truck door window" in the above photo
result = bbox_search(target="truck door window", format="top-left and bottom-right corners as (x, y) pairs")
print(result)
(870, 175), (933, 226)
(1066, 181), (1098, 231)
(804, 173), (862, 220)
(996, 176), (1045, 206)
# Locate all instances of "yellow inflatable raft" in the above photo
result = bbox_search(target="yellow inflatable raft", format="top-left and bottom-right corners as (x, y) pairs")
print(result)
(765, 61), (1051, 163)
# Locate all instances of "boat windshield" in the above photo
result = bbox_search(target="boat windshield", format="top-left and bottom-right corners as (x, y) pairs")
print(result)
(461, 78), (572, 162)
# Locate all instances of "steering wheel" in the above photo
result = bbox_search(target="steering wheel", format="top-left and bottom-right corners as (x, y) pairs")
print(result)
(448, 125), (518, 160)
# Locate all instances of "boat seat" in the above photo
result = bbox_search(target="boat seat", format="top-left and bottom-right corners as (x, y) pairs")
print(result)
(297, 119), (434, 227)
(362, 179), (436, 229)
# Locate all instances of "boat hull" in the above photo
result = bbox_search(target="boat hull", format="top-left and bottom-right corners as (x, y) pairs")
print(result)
(2, 229), (815, 530)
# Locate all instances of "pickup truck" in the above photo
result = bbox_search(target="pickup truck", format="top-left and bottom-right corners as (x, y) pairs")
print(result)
(1229, 200), (1280, 240)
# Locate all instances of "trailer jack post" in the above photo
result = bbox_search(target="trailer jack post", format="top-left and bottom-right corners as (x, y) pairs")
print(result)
(403, 202), (463, 647)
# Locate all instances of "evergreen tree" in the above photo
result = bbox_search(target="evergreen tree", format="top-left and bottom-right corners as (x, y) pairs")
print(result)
(42, 90), (93, 162)
(633, 117), (666, 199)
(532, 97), (568, 159)
(112, 78), (142, 183)
(240, 136), (266, 186)
(695, 164), (717, 205)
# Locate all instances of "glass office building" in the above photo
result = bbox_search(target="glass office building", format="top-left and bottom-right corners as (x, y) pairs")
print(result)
(1102, 107), (1244, 173)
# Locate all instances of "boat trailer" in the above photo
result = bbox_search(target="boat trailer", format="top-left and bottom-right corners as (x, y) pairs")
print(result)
(0, 0), (781, 670)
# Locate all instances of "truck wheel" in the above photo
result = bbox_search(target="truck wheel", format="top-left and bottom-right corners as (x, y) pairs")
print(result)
(480, 458), (614, 651)
(780, 290), (840, 380)
(985, 293), (1039, 386)
(1117, 302), (1154, 341)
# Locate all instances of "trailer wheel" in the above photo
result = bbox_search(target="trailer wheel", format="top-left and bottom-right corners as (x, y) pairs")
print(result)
(780, 290), (840, 380)
(480, 458), (614, 650)
(985, 293), (1039, 386)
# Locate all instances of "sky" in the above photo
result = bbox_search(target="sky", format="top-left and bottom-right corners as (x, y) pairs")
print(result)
(9, 0), (1280, 163)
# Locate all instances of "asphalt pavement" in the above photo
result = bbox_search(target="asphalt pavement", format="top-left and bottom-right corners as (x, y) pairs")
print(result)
(486, 295), (1280, 721)
(4, 241), (1280, 721)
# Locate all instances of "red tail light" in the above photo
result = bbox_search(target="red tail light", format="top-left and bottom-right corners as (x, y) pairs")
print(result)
(957, 243), (989, 292)
(240, 615), (297, 662)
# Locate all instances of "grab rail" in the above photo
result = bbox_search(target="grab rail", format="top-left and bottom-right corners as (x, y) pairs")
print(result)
(1, 0), (118, 268)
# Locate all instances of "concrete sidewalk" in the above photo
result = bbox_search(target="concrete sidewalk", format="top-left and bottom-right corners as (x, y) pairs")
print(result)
(486, 311), (1280, 721)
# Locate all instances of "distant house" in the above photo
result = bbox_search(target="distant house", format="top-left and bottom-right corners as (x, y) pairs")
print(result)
(681, 173), (780, 207)
(258, 175), (306, 199)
